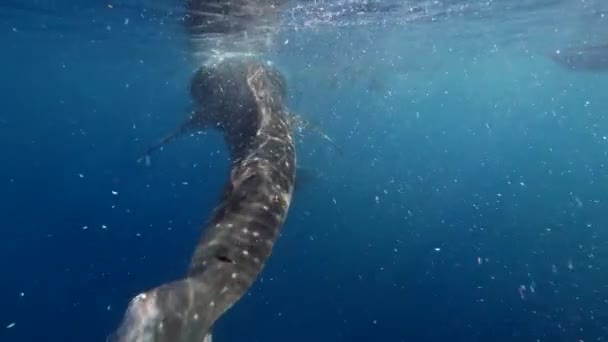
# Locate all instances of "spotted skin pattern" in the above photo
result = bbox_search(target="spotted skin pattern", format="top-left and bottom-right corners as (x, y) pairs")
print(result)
(110, 59), (296, 342)
(111, 0), (294, 338)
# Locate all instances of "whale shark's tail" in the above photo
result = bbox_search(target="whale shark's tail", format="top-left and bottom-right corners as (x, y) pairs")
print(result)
(108, 268), (227, 342)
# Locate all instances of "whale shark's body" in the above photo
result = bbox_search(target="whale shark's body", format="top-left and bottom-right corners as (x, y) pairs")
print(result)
(112, 57), (295, 342)
(111, 0), (296, 340)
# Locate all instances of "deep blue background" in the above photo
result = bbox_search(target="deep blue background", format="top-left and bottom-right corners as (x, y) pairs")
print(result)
(1, 1), (608, 341)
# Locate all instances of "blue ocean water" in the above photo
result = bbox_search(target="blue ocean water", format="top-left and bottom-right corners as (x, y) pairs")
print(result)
(2, 0), (608, 341)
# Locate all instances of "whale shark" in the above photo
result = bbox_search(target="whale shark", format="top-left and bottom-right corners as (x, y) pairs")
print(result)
(110, 0), (298, 339)
(550, 43), (608, 72)
(111, 58), (296, 342)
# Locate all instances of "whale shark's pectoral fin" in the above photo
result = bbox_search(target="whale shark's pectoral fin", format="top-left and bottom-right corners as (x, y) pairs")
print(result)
(288, 112), (343, 155)
(294, 167), (327, 192)
(138, 111), (200, 166)
(311, 126), (343, 156)
(203, 332), (213, 342)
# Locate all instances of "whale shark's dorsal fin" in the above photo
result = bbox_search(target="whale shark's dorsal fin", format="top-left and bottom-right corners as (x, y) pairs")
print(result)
(287, 112), (343, 155)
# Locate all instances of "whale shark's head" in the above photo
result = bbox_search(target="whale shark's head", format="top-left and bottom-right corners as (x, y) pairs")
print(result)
(190, 58), (286, 108)
(188, 58), (287, 142)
